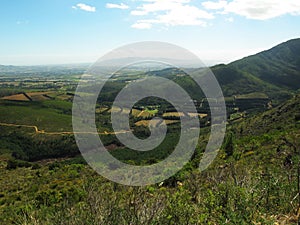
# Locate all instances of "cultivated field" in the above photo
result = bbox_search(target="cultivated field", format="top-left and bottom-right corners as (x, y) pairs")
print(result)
(135, 119), (179, 127)
(0, 101), (72, 132)
(2, 93), (30, 101)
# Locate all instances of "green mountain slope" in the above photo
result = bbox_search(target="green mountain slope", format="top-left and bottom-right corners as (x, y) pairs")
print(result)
(230, 38), (300, 89)
(211, 64), (285, 98)
(235, 94), (300, 136)
(148, 39), (300, 102)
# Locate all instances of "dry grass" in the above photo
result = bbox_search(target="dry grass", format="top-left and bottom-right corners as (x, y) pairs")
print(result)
(95, 107), (109, 113)
(135, 120), (150, 127)
(138, 111), (152, 118)
(135, 119), (161, 127)
(108, 106), (122, 113)
(135, 119), (179, 127)
(187, 113), (198, 118)
(2, 93), (30, 101)
(26, 92), (50, 97)
(131, 109), (157, 118)
(121, 108), (131, 114)
(187, 113), (208, 118)
(2, 92), (55, 102)
(131, 109), (142, 117)
(163, 112), (184, 117)
(164, 120), (180, 125)
(199, 113), (208, 118)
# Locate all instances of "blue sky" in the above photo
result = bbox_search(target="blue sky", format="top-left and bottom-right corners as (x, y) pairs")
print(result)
(1, 0), (300, 65)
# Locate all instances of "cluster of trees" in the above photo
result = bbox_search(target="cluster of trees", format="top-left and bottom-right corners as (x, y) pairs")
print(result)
(0, 129), (79, 162)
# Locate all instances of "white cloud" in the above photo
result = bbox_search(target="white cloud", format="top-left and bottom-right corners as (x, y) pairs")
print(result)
(72, 3), (96, 12)
(128, 0), (300, 29)
(202, 0), (228, 10)
(130, 0), (213, 28)
(131, 22), (152, 29)
(157, 6), (212, 26)
(131, 0), (190, 16)
(225, 0), (300, 20)
(131, 10), (148, 16)
(106, 3), (129, 10)
(203, 0), (300, 20)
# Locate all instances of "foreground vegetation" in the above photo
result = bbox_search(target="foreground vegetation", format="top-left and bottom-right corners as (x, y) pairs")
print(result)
(0, 94), (299, 224)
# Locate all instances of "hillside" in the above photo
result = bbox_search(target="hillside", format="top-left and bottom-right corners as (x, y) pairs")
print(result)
(209, 39), (300, 101)
(146, 39), (300, 103)
(235, 94), (300, 136)
(0, 94), (299, 224)
(211, 64), (285, 99)
(230, 38), (300, 90)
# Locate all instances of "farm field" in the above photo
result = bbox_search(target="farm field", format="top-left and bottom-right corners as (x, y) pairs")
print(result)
(0, 100), (72, 132)
(1, 93), (30, 101)
(135, 119), (179, 127)
(131, 108), (142, 117)
(163, 112), (184, 117)
(1, 91), (75, 102)
(95, 107), (109, 113)
(130, 108), (158, 118)
(187, 113), (208, 118)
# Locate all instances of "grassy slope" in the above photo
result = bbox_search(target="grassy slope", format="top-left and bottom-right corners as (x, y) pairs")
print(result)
(230, 38), (300, 90)
(0, 100), (72, 132)
(0, 95), (299, 224)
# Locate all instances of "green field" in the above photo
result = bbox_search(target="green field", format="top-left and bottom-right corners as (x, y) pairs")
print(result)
(0, 100), (72, 132)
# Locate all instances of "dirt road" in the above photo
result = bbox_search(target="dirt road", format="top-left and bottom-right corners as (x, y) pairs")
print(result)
(0, 122), (129, 135)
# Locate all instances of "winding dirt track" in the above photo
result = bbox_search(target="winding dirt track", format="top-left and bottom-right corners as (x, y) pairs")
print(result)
(0, 122), (129, 135)
(137, 110), (145, 117)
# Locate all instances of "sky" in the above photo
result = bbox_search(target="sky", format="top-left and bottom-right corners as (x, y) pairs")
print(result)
(1, 0), (300, 66)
